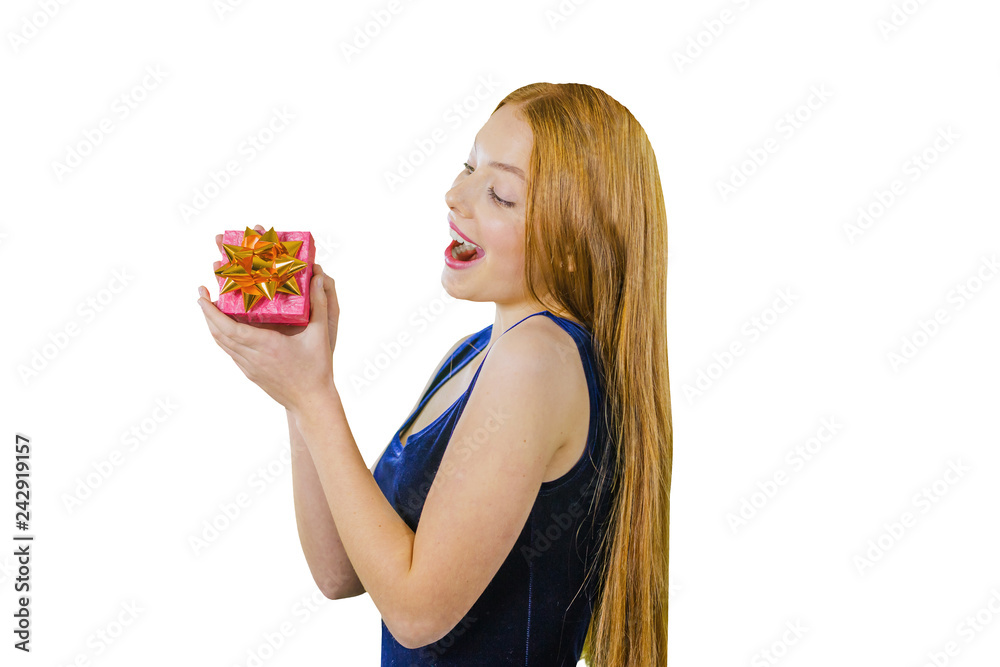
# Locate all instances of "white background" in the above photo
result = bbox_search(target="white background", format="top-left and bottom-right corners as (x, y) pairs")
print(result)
(2, 0), (999, 665)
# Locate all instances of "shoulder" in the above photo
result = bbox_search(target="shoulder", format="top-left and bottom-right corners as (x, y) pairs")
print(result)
(477, 316), (583, 421)
(500, 314), (579, 365)
(429, 329), (481, 380)
(446, 331), (478, 362)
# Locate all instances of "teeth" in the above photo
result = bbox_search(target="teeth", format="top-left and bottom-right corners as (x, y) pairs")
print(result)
(450, 228), (481, 249)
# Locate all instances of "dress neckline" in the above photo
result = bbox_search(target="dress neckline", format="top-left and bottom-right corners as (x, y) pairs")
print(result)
(394, 327), (489, 449)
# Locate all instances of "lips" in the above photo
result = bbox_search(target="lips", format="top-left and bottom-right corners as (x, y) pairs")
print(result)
(449, 219), (479, 247)
(444, 238), (485, 268)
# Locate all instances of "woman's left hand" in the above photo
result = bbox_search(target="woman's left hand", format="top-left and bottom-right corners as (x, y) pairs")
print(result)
(197, 264), (337, 415)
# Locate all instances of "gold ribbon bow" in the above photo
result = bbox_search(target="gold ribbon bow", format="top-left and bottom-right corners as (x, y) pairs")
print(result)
(215, 227), (307, 312)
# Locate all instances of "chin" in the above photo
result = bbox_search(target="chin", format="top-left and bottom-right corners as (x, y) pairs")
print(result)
(441, 272), (473, 299)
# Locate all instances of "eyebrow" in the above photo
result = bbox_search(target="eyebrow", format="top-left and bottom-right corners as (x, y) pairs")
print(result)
(473, 141), (526, 181)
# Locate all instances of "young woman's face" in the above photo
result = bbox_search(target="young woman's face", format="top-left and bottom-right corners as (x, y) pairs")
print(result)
(442, 103), (533, 304)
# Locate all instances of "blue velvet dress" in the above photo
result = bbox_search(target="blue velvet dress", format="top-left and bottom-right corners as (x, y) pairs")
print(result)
(373, 311), (616, 666)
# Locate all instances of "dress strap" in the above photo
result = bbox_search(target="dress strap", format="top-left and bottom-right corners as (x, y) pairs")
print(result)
(465, 312), (550, 389)
(500, 310), (549, 335)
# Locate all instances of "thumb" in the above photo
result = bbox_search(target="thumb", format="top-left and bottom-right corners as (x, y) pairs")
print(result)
(316, 264), (336, 310)
(309, 267), (327, 324)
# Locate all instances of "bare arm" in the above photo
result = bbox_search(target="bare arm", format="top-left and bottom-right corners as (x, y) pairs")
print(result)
(211, 224), (364, 596)
(292, 334), (473, 599)
(291, 408), (368, 599)
(293, 320), (572, 648)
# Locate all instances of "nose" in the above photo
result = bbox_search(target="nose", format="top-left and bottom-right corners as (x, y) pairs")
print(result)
(444, 173), (470, 219)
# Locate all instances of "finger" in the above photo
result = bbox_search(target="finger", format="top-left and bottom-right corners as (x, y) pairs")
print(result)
(253, 322), (306, 333)
(213, 260), (222, 271)
(201, 307), (254, 369)
(322, 271), (338, 312)
(198, 294), (256, 352)
(216, 233), (224, 255)
(313, 264), (337, 304)
(311, 270), (326, 310)
(314, 264), (334, 290)
(202, 312), (257, 373)
(307, 270), (327, 328)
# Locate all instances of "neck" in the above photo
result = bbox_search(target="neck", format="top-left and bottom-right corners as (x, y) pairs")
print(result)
(488, 299), (580, 347)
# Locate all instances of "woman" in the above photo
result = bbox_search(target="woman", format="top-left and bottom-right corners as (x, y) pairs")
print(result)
(198, 82), (672, 666)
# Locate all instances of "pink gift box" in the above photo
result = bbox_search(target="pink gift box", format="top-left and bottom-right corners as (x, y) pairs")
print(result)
(215, 230), (315, 326)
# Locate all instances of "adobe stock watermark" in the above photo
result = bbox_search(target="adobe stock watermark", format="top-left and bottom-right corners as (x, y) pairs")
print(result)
(716, 84), (833, 202)
(384, 75), (502, 192)
(339, 0), (412, 63)
(914, 587), (1000, 667)
(886, 254), (998, 372)
(436, 406), (512, 482)
(672, 0), (758, 73)
(51, 64), (168, 183)
(213, 0), (250, 20)
(877, 0), (933, 41)
(61, 398), (179, 514)
(231, 590), (331, 667)
(842, 125), (959, 244)
(55, 600), (144, 666)
(852, 458), (970, 575)
(16, 268), (135, 386)
(188, 442), (293, 556)
(668, 580), (684, 602)
(7, 0), (73, 54)
(177, 106), (295, 224)
(313, 232), (343, 265)
(750, 619), (808, 667)
(392, 405), (512, 518)
(544, 0), (591, 31)
(521, 477), (599, 564)
(683, 288), (798, 405)
(409, 324), (581, 499)
(419, 614), (478, 663)
(726, 417), (844, 534)
(348, 287), (456, 396)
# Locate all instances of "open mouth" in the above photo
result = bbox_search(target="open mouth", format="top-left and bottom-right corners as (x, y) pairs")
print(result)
(447, 225), (485, 263)
(448, 238), (484, 262)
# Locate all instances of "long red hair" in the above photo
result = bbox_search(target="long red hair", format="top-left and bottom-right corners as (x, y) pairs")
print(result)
(493, 83), (672, 666)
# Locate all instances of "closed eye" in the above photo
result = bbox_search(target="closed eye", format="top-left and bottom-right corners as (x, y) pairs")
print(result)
(463, 162), (515, 209)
